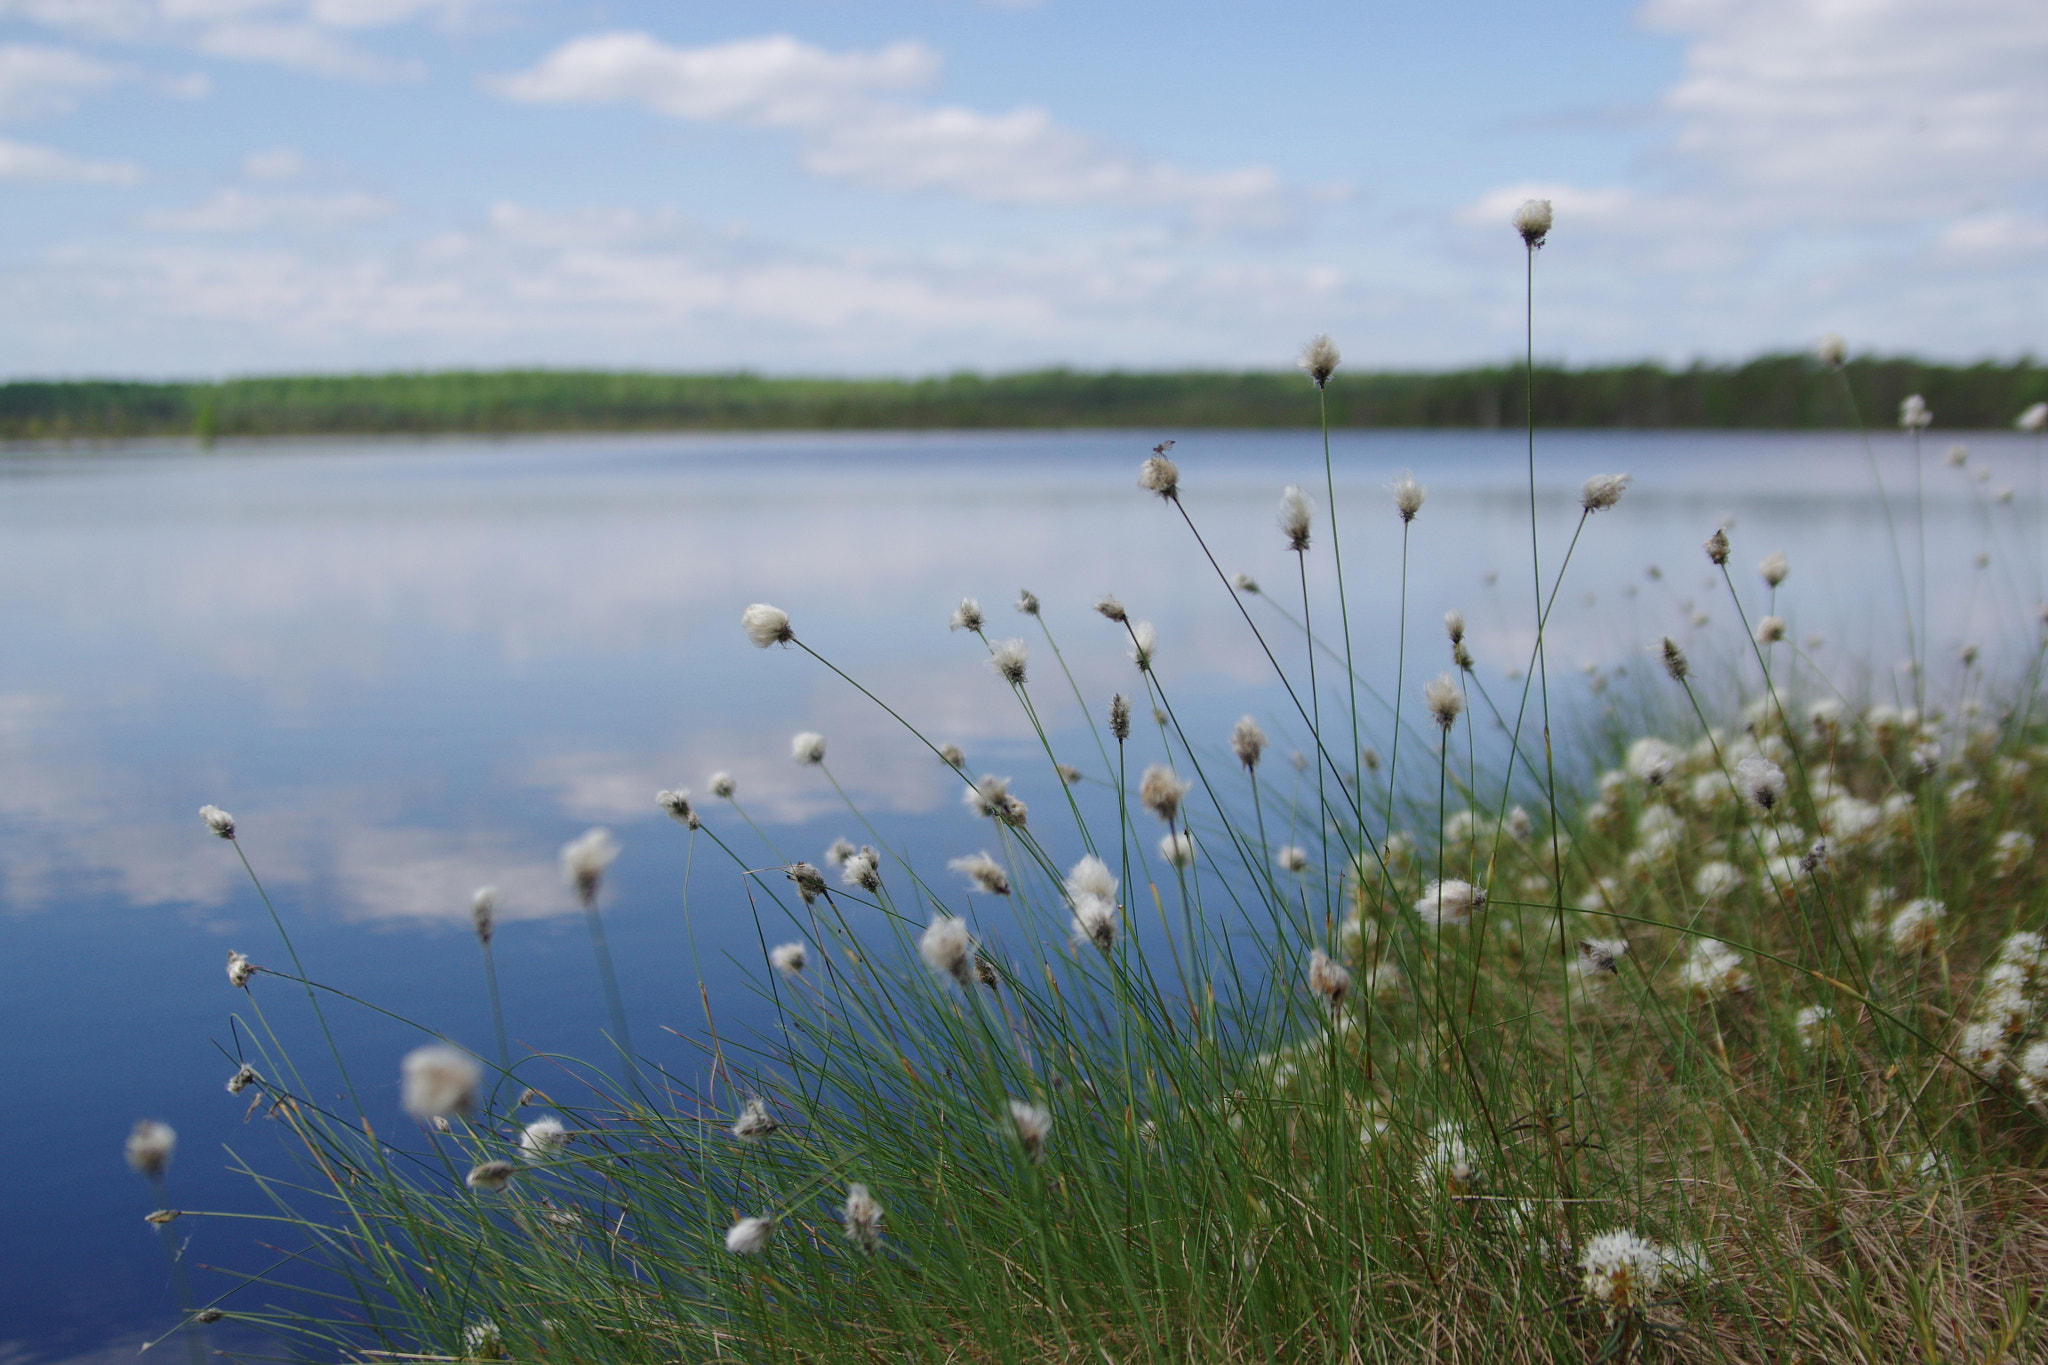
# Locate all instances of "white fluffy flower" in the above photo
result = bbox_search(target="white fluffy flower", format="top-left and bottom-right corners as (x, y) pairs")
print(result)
(1140, 764), (1193, 823)
(1816, 334), (1846, 368)
(1299, 334), (1340, 387)
(1129, 620), (1156, 671)
(1626, 737), (1679, 787)
(708, 771), (736, 798)
(1065, 854), (1118, 905)
(1277, 845), (1309, 874)
(1886, 898), (1945, 952)
(401, 1044), (481, 1119)
(1580, 472), (1630, 512)
(656, 789), (699, 830)
(1899, 393), (1932, 430)
(559, 827), (620, 905)
(741, 603), (792, 648)
(768, 942), (807, 975)
(949, 851), (1011, 896)
(1512, 197), (1553, 246)
(790, 732), (826, 765)
(226, 950), (255, 988)
(920, 916), (977, 987)
(1389, 470), (1426, 522)
(842, 1183), (883, 1252)
(1007, 1099), (1052, 1162)
(724, 1216), (775, 1255)
(1733, 755), (1786, 812)
(1278, 484), (1313, 551)
(1759, 550), (1789, 587)
(1138, 448), (1179, 499)
(2019, 402), (2048, 433)
(1424, 673), (1464, 730)
(988, 638), (1028, 684)
(519, 1116), (569, 1163)
(730, 1097), (778, 1141)
(1070, 893), (1118, 954)
(840, 846), (882, 892)
(1678, 939), (1750, 1003)
(948, 597), (984, 632)
(1579, 1228), (1704, 1322)
(1308, 948), (1351, 1006)
(199, 804), (236, 839)
(125, 1119), (176, 1176)
(1416, 879), (1483, 929)
(1159, 831), (1195, 867)
(465, 1160), (515, 1193)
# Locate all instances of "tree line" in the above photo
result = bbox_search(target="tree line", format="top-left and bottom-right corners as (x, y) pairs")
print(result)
(3, 354), (2044, 440)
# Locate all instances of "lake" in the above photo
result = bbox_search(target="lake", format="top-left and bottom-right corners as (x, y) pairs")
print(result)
(1, 427), (2039, 1363)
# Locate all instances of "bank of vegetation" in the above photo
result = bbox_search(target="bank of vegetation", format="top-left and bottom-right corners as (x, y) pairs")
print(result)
(10, 353), (2048, 441)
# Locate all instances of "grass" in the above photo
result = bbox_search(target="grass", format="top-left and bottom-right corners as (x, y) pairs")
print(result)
(137, 261), (2048, 1364)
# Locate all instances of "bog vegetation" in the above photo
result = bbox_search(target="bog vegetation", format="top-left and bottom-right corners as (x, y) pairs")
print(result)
(126, 207), (2048, 1363)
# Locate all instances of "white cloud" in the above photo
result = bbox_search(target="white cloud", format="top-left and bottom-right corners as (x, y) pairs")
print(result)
(0, 132), (139, 180)
(240, 143), (304, 178)
(139, 185), (393, 230)
(0, 42), (124, 120)
(1938, 211), (2048, 258)
(490, 31), (1294, 223)
(193, 18), (418, 79)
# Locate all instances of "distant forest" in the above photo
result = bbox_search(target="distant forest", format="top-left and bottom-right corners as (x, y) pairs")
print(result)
(2, 355), (2044, 440)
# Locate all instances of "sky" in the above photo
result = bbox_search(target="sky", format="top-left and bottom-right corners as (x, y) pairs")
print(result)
(0, 0), (2042, 378)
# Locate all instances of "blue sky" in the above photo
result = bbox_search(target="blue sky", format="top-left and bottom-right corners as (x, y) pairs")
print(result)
(0, 0), (2041, 377)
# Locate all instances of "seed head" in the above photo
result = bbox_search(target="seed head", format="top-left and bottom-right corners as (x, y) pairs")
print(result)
(520, 1116), (569, 1163)
(988, 638), (1028, 684)
(1513, 197), (1553, 247)
(2019, 402), (2048, 433)
(1444, 610), (1465, 645)
(1577, 938), (1629, 975)
(741, 603), (793, 648)
(1759, 551), (1788, 587)
(1007, 1099), (1052, 1162)
(226, 950), (255, 988)
(559, 827), (619, 906)
(1070, 892), (1118, 954)
(1945, 443), (1969, 468)
(1704, 527), (1729, 565)
(948, 597), (984, 632)
(1580, 472), (1630, 513)
(1159, 831), (1196, 867)
(1094, 593), (1127, 623)
(1389, 470), (1426, 522)
(1424, 673), (1464, 731)
(1129, 621), (1156, 671)
(199, 804), (235, 840)
(1816, 334), (1846, 368)
(841, 846), (882, 892)
(656, 789), (699, 830)
(938, 743), (966, 768)
(1232, 572), (1260, 594)
(1138, 450), (1180, 500)
(1734, 754), (1786, 812)
(1416, 878), (1483, 929)
(401, 1044), (480, 1119)
(725, 1216), (775, 1255)
(227, 1062), (260, 1094)
(731, 1098), (778, 1142)
(1140, 764), (1193, 823)
(463, 887), (496, 946)
(1015, 588), (1040, 615)
(825, 838), (855, 866)
(1660, 636), (1689, 681)
(1278, 484), (1314, 551)
(1308, 948), (1351, 1007)
(1299, 334), (1341, 388)
(768, 941), (807, 974)
(466, 1160), (516, 1193)
(843, 1184), (883, 1252)
(1230, 715), (1267, 770)
(790, 732), (826, 765)
(784, 861), (828, 905)
(963, 773), (1027, 824)
(708, 771), (736, 799)
(949, 851), (1012, 896)
(1277, 845), (1309, 873)
(920, 916), (977, 987)
(1899, 394), (1932, 430)
(1065, 854), (1118, 905)
(1579, 1229), (1672, 1323)
(1109, 692), (1132, 741)
(1679, 938), (1751, 1003)
(126, 1120), (176, 1177)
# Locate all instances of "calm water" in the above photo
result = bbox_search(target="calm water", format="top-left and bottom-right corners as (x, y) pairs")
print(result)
(2, 428), (2039, 1362)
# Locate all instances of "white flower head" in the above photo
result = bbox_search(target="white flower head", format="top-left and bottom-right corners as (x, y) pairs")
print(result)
(1886, 898), (1945, 952)
(1308, 948), (1351, 1007)
(1389, 470), (1426, 522)
(1734, 755), (1786, 812)
(226, 950), (255, 988)
(1816, 334), (1846, 368)
(1424, 673), (1464, 731)
(1794, 1004), (1835, 1052)
(1129, 620), (1156, 671)
(785, 861), (827, 905)
(1899, 393), (1931, 430)
(1015, 588), (1040, 615)
(841, 846), (882, 892)
(1759, 550), (1789, 587)
(1094, 592), (1127, 623)
(731, 1097), (778, 1142)
(560, 827), (620, 906)
(1444, 609), (1465, 644)
(1626, 736), (1679, 787)
(1580, 473), (1630, 513)
(1579, 1229), (1668, 1322)
(920, 916), (977, 987)
(1138, 446), (1180, 500)
(1109, 692), (1132, 741)
(1278, 484), (1314, 551)
(1578, 938), (1629, 975)
(1945, 443), (1970, 468)
(1064, 854), (1117, 905)
(1512, 196), (1553, 247)
(198, 804), (236, 839)
(948, 597), (984, 632)
(988, 637), (1028, 684)
(1755, 615), (1786, 645)
(963, 773), (1027, 824)
(1159, 830), (1195, 867)
(1299, 334), (1341, 388)
(520, 1115), (569, 1164)
(1070, 893), (1118, 954)
(1007, 1099), (1052, 1162)
(768, 941), (807, 975)
(1277, 845), (1309, 874)
(825, 837), (855, 866)
(949, 850), (1011, 896)
(226, 1062), (260, 1094)
(791, 731), (826, 765)
(465, 1160), (516, 1193)
(741, 603), (792, 648)
(401, 1044), (481, 1120)
(467, 886), (498, 945)
(1416, 879), (1483, 929)
(1232, 572), (1259, 594)
(842, 1183), (883, 1252)
(656, 789), (699, 831)
(1231, 715), (1267, 770)
(1140, 764), (1193, 823)
(1660, 636), (1689, 681)
(125, 1120), (177, 1177)
(724, 1216), (775, 1255)
(708, 771), (736, 799)
(1679, 938), (1751, 1003)
(1417, 1120), (1478, 1194)
(2019, 402), (2048, 433)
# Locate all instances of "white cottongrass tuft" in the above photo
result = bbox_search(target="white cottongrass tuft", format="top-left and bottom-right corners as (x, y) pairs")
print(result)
(1065, 854), (1118, 905)
(948, 597), (984, 632)
(1308, 948), (1351, 1007)
(708, 771), (735, 799)
(730, 1098), (778, 1142)
(1299, 334), (1340, 388)
(1070, 893), (1118, 954)
(949, 851), (1011, 896)
(1129, 620), (1156, 671)
(1704, 526), (1730, 565)
(1159, 831), (1195, 867)
(1007, 1099), (1052, 1162)
(768, 942), (807, 975)
(1679, 939), (1751, 1003)
(1694, 860), (1744, 901)
(401, 1044), (481, 1119)
(1580, 473), (1630, 512)
(1094, 593), (1128, 622)
(2019, 402), (2048, 433)
(842, 1183), (883, 1252)
(1759, 550), (1789, 587)
(1579, 1228), (1704, 1322)
(988, 637), (1028, 684)
(470, 887), (496, 944)
(1899, 393), (1932, 430)
(1138, 445), (1180, 499)
(519, 1116), (569, 1163)
(1278, 484), (1313, 551)
(1015, 588), (1040, 615)
(741, 603), (792, 648)
(1734, 754), (1786, 812)
(790, 732), (826, 765)
(1945, 443), (1969, 468)
(1417, 1120), (1478, 1194)
(920, 916), (977, 987)
(656, 789), (699, 830)
(1661, 636), (1689, 681)
(1416, 879), (1483, 929)
(1389, 470), (1426, 522)
(1512, 197), (1552, 246)
(226, 950), (255, 988)
(226, 1062), (260, 1094)
(1626, 737), (1679, 787)
(1109, 692), (1131, 740)
(1887, 898), (1945, 952)
(126, 1119), (176, 1176)
(963, 772), (1027, 823)
(1424, 673), (1464, 730)
(1755, 615), (1786, 645)
(825, 837), (855, 866)
(1794, 1005), (1835, 1052)
(465, 1160), (515, 1193)
(1816, 334), (1846, 368)
(1444, 609), (1465, 644)
(1277, 845), (1309, 874)
(1140, 764), (1193, 823)
(560, 827), (620, 906)
(841, 846), (882, 892)
(786, 861), (828, 904)
(724, 1216), (775, 1255)
(1231, 715), (1267, 770)
(1232, 572), (1259, 593)
(1578, 938), (1629, 975)
(199, 804), (236, 839)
